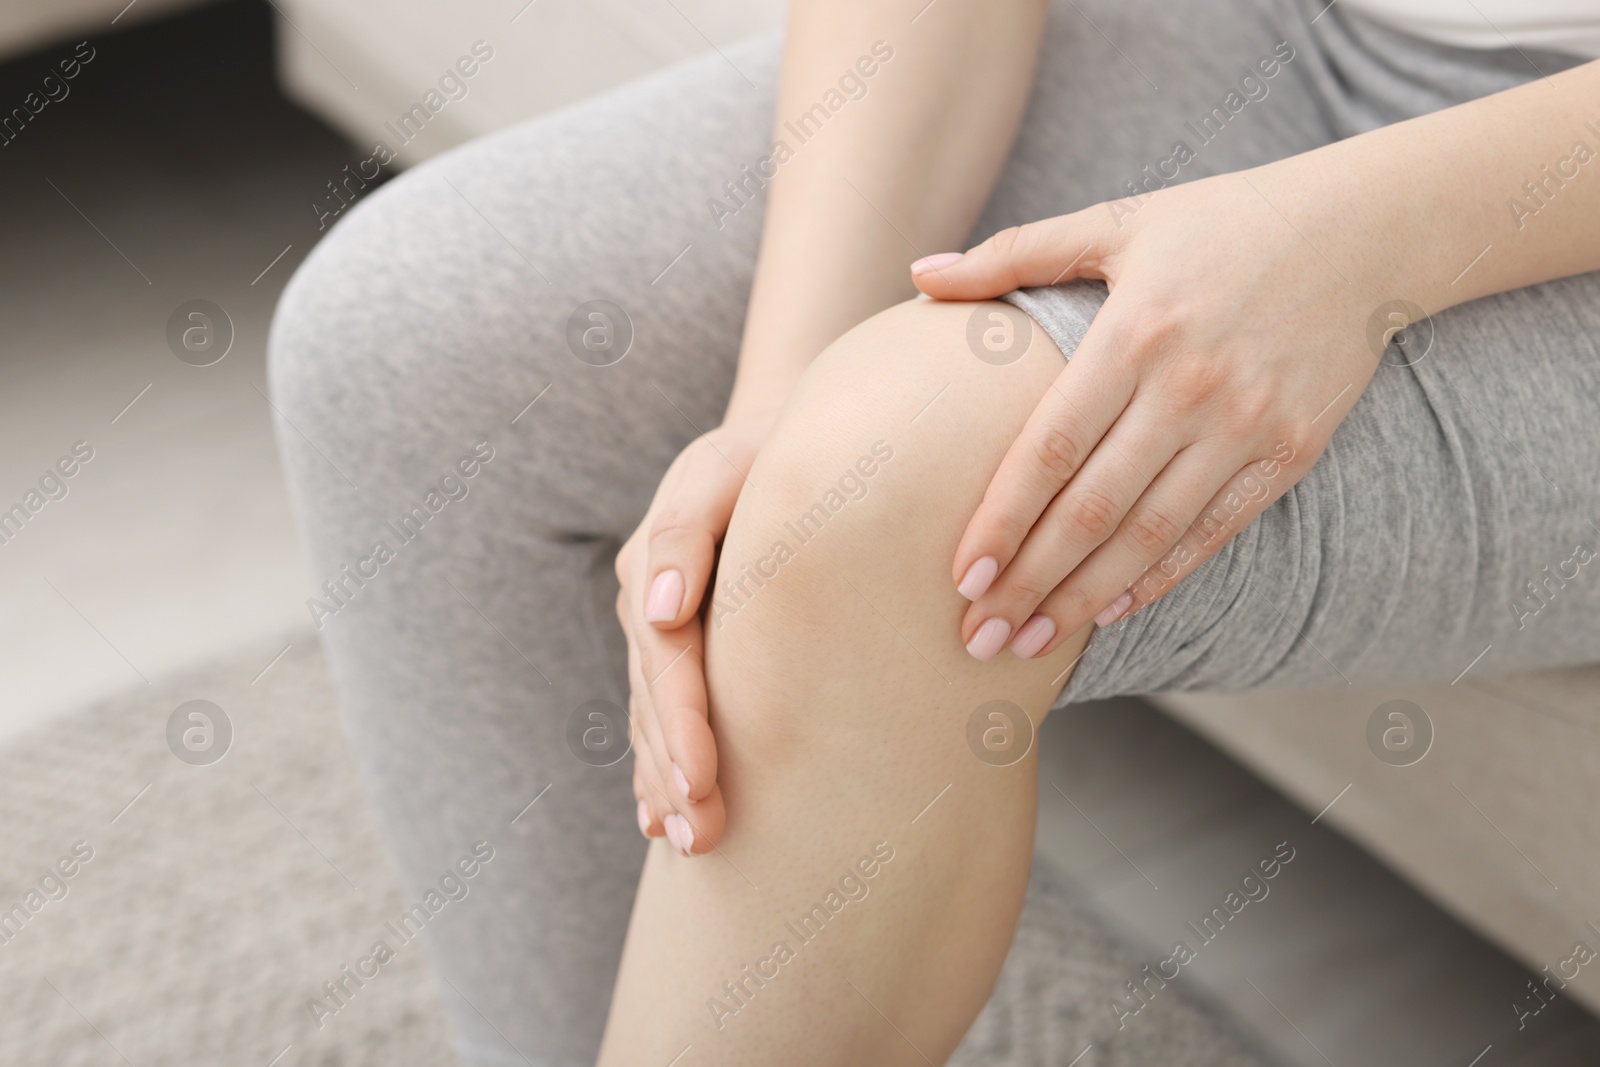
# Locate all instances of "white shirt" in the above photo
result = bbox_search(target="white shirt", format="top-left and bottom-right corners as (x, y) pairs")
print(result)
(1342, 0), (1600, 57)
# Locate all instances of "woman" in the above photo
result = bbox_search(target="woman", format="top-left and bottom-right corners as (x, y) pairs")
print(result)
(268, 0), (1600, 1063)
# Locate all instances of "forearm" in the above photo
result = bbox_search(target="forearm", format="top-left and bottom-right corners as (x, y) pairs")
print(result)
(726, 0), (1048, 416)
(1258, 58), (1600, 316)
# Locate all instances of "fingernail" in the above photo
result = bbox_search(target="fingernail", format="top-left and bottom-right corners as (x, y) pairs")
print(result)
(636, 800), (651, 837)
(644, 569), (684, 623)
(911, 251), (964, 274)
(1010, 615), (1056, 659)
(665, 813), (694, 856)
(965, 618), (1012, 661)
(672, 762), (692, 800)
(1094, 592), (1134, 627)
(957, 556), (998, 601)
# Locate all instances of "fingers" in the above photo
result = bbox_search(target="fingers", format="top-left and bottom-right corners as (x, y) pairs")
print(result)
(643, 627), (718, 805)
(1011, 446), (1301, 659)
(1111, 446), (1305, 620)
(636, 763), (727, 858)
(633, 734), (728, 857)
(632, 766), (662, 837)
(1006, 443), (1245, 658)
(622, 603), (667, 836)
(960, 405), (1183, 656)
(623, 618), (679, 819)
(953, 328), (1138, 604)
(644, 437), (750, 629)
(661, 782), (727, 858)
(909, 209), (1118, 301)
(622, 576), (723, 853)
(618, 419), (774, 855)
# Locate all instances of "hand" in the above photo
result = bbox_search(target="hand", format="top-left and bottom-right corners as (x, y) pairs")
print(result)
(615, 408), (777, 854)
(913, 165), (1393, 659)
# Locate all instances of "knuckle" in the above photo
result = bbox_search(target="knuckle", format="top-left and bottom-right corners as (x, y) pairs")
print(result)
(974, 502), (1032, 554)
(1276, 427), (1315, 464)
(1229, 384), (1275, 424)
(636, 648), (658, 687)
(1031, 423), (1085, 483)
(983, 224), (1047, 286)
(1049, 583), (1100, 627)
(1058, 484), (1121, 544)
(649, 510), (692, 544)
(649, 515), (715, 567)
(986, 225), (1026, 261)
(1165, 354), (1227, 401)
(998, 573), (1055, 609)
(1125, 505), (1181, 556)
(1122, 307), (1183, 358)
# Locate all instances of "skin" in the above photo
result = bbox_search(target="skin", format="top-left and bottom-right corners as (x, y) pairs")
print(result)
(616, 0), (1050, 852)
(926, 55), (1600, 658)
(600, 3), (1600, 1060)
(622, 5), (1600, 850)
(601, 296), (1093, 1066)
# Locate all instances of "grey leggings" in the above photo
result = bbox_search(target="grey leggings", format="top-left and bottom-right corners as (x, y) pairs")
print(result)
(267, 0), (1599, 1062)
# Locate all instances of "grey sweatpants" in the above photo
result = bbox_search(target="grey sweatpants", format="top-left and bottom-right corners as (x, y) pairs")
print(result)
(267, 0), (1599, 1062)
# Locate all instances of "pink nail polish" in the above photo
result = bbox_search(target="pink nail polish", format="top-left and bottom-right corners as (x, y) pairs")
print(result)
(672, 762), (692, 800)
(1094, 592), (1134, 627)
(665, 813), (694, 855)
(910, 251), (964, 274)
(965, 618), (1012, 661)
(644, 569), (684, 623)
(957, 556), (999, 601)
(636, 800), (651, 837)
(1010, 615), (1056, 659)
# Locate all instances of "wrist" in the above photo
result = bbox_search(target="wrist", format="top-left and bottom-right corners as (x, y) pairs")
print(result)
(1250, 146), (1443, 325)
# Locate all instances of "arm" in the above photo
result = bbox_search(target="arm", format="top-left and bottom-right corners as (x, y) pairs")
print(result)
(913, 58), (1600, 656)
(726, 0), (1051, 415)
(620, 0), (1051, 852)
(1277, 57), (1600, 312)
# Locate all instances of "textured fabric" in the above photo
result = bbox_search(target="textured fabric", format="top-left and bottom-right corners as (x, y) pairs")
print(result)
(1342, 0), (1600, 57)
(267, 0), (1599, 1062)
(1005, 0), (1600, 704)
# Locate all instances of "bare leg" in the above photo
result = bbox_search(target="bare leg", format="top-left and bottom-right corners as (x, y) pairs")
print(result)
(598, 297), (1091, 1065)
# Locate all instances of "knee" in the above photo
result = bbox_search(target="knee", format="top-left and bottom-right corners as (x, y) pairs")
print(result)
(701, 299), (1074, 754)
(707, 301), (997, 610)
(709, 297), (1065, 603)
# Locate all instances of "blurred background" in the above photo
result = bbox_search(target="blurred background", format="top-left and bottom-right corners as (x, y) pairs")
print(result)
(0, 1), (1595, 1064)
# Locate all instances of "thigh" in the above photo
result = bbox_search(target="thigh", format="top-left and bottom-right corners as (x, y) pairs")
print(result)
(271, 40), (783, 540)
(1010, 274), (1600, 704)
(1271, 274), (1600, 689)
(268, 36), (782, 1066)
(992, 3), (1600, 701)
